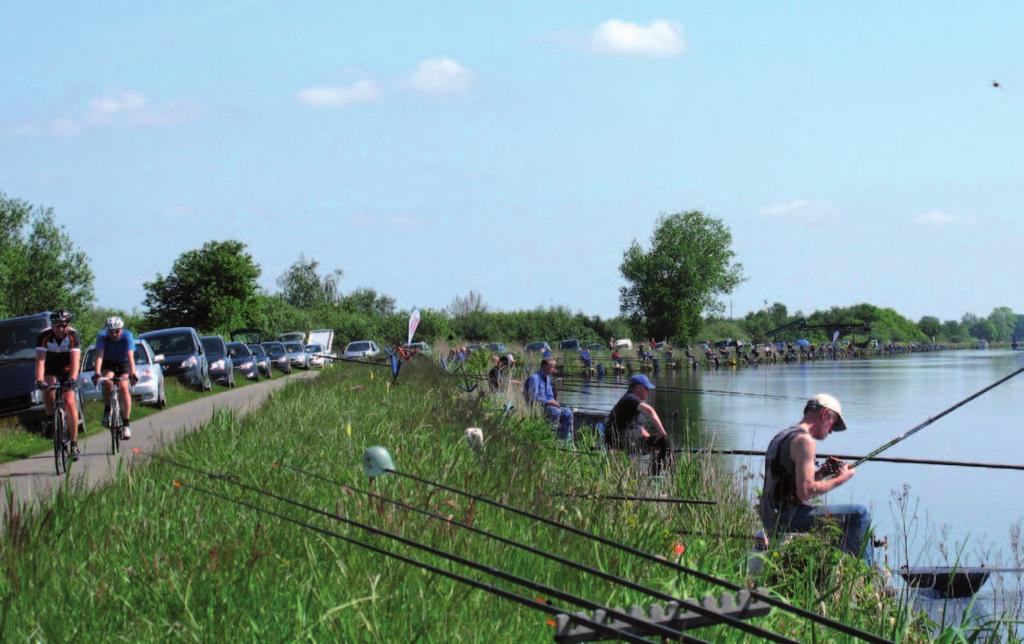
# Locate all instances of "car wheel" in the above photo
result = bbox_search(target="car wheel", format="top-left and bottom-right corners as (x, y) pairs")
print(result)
(158, 382), (167, 409)
(229, 374), (236, 388)
(203, 370), (212, 391)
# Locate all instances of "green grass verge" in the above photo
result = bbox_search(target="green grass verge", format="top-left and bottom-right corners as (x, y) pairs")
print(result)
(0, 370), (276, 463)
(0, 361), (942, 640)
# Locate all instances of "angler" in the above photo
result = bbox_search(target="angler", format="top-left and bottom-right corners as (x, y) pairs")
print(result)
(758, 393), (874, 564)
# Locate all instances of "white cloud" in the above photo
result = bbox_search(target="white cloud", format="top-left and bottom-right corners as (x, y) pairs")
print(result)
(4, 88), (205, 137)
(587, 19), (686, 57)
(408, 57), (474, 95)
(915, 210), (959, 226)
(759, 199), (839, 224)
(296, 80), (383, 108)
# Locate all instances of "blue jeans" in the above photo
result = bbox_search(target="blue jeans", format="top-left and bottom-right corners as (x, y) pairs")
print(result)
(545, 405), (574, 440)
(767, 503), (874, 565)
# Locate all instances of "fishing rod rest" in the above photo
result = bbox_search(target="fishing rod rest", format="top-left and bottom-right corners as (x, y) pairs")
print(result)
(363, 446), (395, 478)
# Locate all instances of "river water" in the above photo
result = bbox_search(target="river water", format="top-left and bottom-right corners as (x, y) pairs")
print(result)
(559, 349), (1024, 570)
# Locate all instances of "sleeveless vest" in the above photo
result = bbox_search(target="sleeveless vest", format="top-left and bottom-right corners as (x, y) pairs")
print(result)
(759, 426), (812, 523)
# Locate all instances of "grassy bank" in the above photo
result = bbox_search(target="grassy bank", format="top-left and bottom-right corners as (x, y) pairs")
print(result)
(0, 360), (933, 641)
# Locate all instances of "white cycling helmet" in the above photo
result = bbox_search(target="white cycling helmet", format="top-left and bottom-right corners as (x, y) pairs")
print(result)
(105, 316), (125, 331)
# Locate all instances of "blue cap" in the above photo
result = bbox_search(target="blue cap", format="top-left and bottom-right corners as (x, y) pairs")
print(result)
(629, 374), (655, 390)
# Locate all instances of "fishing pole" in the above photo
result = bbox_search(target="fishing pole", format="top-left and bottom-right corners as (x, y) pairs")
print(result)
(277, 462), (791, 643)
(554, 378), (832, 404)
(682, 448), (1024, 473)
(369, 460), (891, 643)
(177, 481), (656, 644)
(852, 366), (1024, 468)
(312, 353), (389, 368)
(158, 456), (689, 643)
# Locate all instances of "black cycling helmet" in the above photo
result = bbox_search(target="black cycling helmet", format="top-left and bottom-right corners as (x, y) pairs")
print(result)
(50, 309), (73, 325)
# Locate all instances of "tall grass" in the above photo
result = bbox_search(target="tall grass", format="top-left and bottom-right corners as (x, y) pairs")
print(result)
(1, 360), (937, 641)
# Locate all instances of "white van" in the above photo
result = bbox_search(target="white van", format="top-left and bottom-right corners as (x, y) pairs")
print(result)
(614, 339), (633, 350)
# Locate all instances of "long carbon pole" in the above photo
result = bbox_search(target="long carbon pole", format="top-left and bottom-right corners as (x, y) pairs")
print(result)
(852, 366), (1024, 467)
(682, 448), (1024, 473)
(180, 482), (655, 643)
(385, 467), (891, 643)
(158, 457), (677, 643)
(278, 462), (792, 643)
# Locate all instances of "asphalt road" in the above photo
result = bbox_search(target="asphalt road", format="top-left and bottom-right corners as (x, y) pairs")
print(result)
(0, 370), (318, 519)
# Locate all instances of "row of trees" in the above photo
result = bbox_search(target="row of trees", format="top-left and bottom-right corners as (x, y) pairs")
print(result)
(2, 192), (1020, 347)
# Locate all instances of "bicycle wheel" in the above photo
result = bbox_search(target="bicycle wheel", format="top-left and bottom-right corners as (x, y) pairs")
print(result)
(54, 406), (67, 475)
(110, 394), (121, 455)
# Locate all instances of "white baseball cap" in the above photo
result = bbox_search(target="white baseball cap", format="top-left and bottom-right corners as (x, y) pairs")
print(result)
(807, 393), (847, 431)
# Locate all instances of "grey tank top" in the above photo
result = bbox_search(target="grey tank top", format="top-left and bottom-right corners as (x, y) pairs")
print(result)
(758, 426), (812, 522)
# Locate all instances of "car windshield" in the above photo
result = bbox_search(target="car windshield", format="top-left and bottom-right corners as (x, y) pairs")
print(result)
(306, 345), (322, 353)
(226, 343), (250, 358)
(525, 342), (548, 351)
(134, 343), (152, 364)
(201, 337), (225, 356)
(263, 343), (285, 357)
(560, 340), (579, 349)
(247, 344), (266, 357)
(285, 342), (303, 352)
(347, 342), (371, 352)
(0, 317), (48, 361)
(144, 332), (194, 356)
(82, 348), (96, 371)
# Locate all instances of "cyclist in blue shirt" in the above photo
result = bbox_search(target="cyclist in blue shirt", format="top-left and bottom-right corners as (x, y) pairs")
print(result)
(92, 316), (138, 439)
(523, 359), (573, 439)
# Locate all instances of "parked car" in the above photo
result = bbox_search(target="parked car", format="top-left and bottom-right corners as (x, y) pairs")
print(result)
(201, 336), (235, 387)
(227, 342), (260, 381)
(404, 341), (433, 356)
(140, 327), (211, 391)
(524, 341), (551, 354)
(284, 341), (310, 370)
(305, 344), (325, 368)
(559, 339), (581, 352)
(614, 338), (633, 351)
(586, 342), (605, 352)
(484, 342), (506, 354)
(247, 343), (272, 378)
(78, 339), (166, 408)
(262, 341), (292, 374)
(0, 311), (85, 433)
(343, 340), (381, 359)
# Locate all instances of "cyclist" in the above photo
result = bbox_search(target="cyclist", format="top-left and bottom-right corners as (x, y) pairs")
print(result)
(92, 316), (138, 439)
(34, 309), (83, 460)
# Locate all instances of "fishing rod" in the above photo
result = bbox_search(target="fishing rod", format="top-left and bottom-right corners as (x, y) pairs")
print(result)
(277, 462), (791, 643)
(554, 378), (830, 404)
(852, 366), (1024, 468)
(158, 456), (692, 643)
(312, 353), (389, 368)
(360, 455), (891, 643)
(550, 493), (715, 505)
(682, 448), (1024, 473)
(177, 481), (657, 644)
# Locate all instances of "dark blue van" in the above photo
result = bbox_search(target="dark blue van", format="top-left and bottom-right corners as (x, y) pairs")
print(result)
(140, 326), (211, 391)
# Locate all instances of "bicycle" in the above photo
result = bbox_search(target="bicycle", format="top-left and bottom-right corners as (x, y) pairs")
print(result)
(97, 375), (134, 455)
(40, 379), (73, 475)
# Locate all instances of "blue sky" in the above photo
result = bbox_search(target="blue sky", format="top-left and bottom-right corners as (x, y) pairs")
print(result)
(2, 2), (1021, 322)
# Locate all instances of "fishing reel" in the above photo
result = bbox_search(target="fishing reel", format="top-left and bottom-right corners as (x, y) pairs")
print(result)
(818, 456), (844, 478)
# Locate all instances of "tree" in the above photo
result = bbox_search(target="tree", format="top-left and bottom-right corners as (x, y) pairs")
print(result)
(277, 255), (343, 309)
(941, 319), (963, 342)
(970, 318), (997, 342)
(0, 193), (94, 317)
(143, 240), (260, 331)
(987, 306), (1016, 342)
(340, 288), (395, 317)
(448, 290), (487, 317)
(918, 315), (942, 339)
(619, 211), (744, 341)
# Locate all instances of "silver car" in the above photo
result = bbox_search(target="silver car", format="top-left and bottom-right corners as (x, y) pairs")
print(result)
(285, 341), (310, 370)
(305, 344), (326, 368)
(78, 339), (166, 408)
(343, 340), (381, 359)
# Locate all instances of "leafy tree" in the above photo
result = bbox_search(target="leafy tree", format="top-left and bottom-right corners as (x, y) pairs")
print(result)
(941, 319), (964, 342)
(918, 316), (942, 339)
(448, 290), (487, 317)
(619, 211), (744, 342)
(986, 307), (1016, 342)
(970, 318), (997, 342)
(340, 288), (395, 317)
(277, 255), (343, 309)
(0, 193), (94, 317)
(1015, 315), (1024, 341)
(143, 240), (260, 331)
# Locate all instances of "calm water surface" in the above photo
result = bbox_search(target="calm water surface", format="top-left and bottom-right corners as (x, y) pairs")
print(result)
(560, 349), (1024, 567)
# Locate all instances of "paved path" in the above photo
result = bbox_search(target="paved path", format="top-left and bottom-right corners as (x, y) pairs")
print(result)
(0, 371), (318, 517)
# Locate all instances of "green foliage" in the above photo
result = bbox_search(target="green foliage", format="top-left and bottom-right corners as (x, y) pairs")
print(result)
(0, 193), (94, 318)
(142, 240), (260, 332)
(277, 255), (343, 309)
(619, 211), (744, 342)
(986, 306), (1017, 342)
(699, 318), (750, 343)
(918, 315), (942, 339)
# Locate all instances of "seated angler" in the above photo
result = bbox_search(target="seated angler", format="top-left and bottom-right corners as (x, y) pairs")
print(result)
(523, 359), (573, 440)
(604, 375), (670, 475)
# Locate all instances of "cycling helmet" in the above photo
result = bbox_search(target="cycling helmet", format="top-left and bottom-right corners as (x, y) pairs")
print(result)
(50, 309), (73, 325)
(105, 316), (125, 331)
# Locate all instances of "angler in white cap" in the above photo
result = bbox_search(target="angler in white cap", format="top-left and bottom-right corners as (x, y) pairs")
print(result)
(758, 393), (874, 564)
